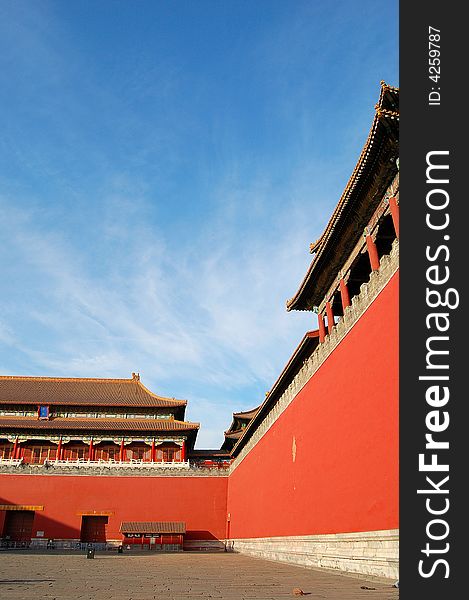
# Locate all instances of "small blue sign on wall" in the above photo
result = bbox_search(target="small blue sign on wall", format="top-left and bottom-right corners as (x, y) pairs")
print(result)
(38, 405), (50, 419)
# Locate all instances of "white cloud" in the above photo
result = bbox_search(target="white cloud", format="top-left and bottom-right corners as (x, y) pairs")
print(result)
(0, 168), (326, 448)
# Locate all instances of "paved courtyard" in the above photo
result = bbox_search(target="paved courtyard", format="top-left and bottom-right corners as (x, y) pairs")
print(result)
(0, 551), (398, 600)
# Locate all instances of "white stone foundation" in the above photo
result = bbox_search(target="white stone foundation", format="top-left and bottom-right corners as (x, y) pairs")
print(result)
(183, 539), (225, 551)
(228, 529), (398, 580)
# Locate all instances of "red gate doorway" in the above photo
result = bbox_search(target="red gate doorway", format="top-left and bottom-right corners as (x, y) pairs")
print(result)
(80, 515), (108, 543)
(2, 510), (35, 545)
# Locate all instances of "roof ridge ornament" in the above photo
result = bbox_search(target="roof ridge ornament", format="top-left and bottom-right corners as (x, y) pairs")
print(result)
(380, 80), (399, 92)
(375, 105), (399, 119)
(309, 238), (322, 255)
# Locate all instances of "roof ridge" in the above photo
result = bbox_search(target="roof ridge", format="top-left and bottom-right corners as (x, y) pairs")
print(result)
(0, 375), (135, 383)
(0, 375), (187, 406)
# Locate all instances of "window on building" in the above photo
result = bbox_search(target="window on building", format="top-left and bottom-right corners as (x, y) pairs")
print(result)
(93, 444), (119, 461)
(123, 444), (150, 461)
(156, 443), (181, 463)
(0, 443), (13, 459)
(62, 444), (89, 460)
(23, 443), (57, 464)
(131, 446), (151, 461)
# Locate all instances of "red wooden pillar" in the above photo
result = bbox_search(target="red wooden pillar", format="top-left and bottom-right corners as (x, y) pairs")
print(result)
(339, 278), (351, 310)
(151, 440), (156, 463)
(317, 313), (326, 342)
(56, 437), (62, 461)
(12, 437), (19, 459)
(389, 196), (400, 238)
(365, 232), (380, 271)
(89, 439), (94, 461)
(120, 438), (125, 462)
(325, 301), (335, 335)
(181, 441), (186, 462)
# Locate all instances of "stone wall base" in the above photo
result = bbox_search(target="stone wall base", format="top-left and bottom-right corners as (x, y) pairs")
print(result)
(228, 529), (398, 580)
(26, 538), (222, 552)
(183, 539), (225, 551)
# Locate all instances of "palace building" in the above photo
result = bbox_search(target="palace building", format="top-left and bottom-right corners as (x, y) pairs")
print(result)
(0, 373), (197, 467)
(0, 82), (399, 579)
(0, 374), (227, 550)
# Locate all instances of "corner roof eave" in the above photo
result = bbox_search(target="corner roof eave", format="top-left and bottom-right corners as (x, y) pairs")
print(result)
(223, 405), (261, 437)
(286, 82), (399, 312)
(232, 406), (261, 419)
(223, 429), (243, 439)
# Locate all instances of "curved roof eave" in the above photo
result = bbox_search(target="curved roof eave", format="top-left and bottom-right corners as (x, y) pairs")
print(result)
(286, 82), (399, 312)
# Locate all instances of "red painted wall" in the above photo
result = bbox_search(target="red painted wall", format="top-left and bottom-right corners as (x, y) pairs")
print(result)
(1, 274), (398, 544)
(0, 475), (228, 541)
(227, 272), (399, 539)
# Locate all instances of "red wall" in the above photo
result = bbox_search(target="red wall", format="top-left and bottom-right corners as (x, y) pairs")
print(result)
(0, 475), (228, 541)
(1, 274), (398, 544)
(227, 272), (399, 539)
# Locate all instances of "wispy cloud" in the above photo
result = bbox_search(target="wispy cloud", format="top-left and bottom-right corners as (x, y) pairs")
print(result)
(0, 175), (320, 446)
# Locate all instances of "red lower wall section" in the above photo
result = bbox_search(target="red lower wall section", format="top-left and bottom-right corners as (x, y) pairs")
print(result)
(0, 475), (228, 541)
(227, 272), (399, 539)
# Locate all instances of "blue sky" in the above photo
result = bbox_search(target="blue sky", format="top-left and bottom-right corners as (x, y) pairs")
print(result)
(0, 0), (398, 447)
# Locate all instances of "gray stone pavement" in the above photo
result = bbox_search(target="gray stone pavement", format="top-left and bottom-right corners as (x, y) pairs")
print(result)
(0, 551), (399, 600)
